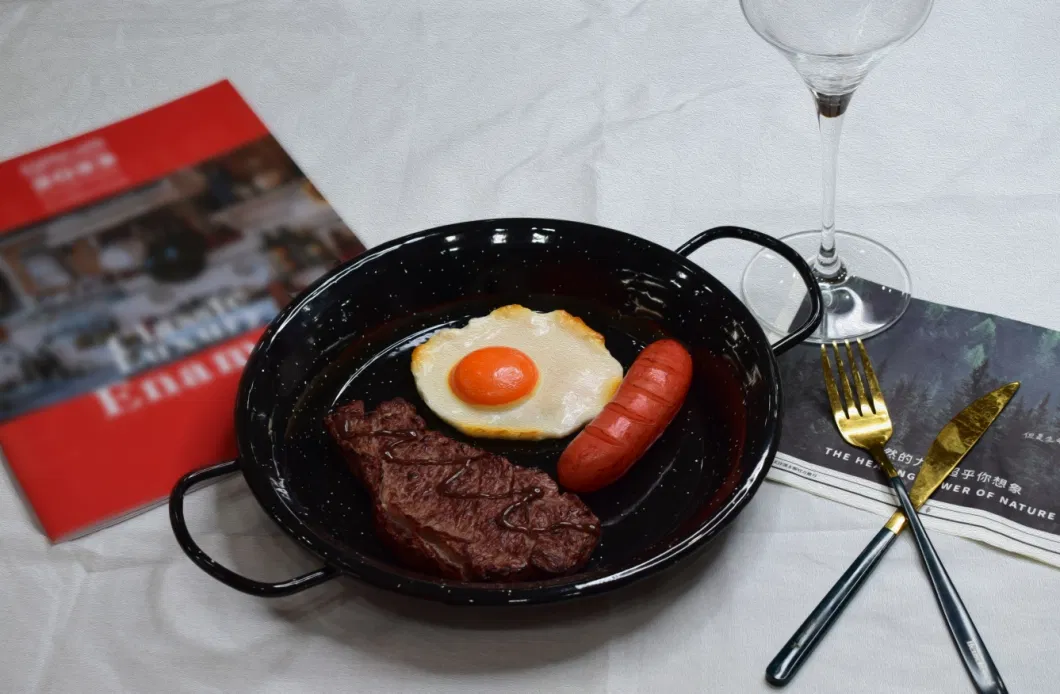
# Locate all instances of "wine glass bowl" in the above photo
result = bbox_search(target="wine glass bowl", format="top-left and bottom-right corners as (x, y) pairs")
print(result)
(741, 0), (934, 94)
(739, 0), (934, 342)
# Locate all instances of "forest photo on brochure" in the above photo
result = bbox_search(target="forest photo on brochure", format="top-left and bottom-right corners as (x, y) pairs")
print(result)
(772, 296), (1060, 565)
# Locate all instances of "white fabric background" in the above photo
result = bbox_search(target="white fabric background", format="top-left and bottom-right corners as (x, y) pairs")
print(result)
(2, 1), (1059, 692)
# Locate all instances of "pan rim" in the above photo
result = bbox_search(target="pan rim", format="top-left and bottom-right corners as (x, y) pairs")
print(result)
(232, 217), (783, 605)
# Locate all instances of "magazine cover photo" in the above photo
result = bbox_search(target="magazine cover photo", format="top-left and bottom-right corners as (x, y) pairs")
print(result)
(0, 135), (364, 422)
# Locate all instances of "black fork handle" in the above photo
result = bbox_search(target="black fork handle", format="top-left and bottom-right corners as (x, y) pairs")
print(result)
(766, 526), (898, 686)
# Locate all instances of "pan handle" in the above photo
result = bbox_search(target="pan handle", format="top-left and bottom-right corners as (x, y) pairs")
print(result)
(675, 226), (823, 356)
(169, 460), (339, 597)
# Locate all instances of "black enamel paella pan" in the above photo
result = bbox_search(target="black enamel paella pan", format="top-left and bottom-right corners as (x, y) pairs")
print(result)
(169, 219), (822, 606)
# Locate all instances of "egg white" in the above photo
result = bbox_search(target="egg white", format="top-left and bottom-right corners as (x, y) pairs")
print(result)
(410, 305), (624, 440)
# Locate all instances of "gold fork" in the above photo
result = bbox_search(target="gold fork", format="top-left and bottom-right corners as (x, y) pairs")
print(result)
(822, 341), (1006, 694)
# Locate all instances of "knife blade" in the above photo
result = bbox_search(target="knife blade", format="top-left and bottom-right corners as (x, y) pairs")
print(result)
(885, 380), (1020, 534)
(766, 381), (1020, 687)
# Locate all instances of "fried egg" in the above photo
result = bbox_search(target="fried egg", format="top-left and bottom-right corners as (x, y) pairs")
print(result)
(410, 305), (623, 440)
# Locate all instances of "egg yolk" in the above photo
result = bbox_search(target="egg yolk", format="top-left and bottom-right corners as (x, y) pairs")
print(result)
(449, 346), (539, 406)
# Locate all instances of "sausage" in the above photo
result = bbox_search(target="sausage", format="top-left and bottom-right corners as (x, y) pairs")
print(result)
(557, 339), (693, 493)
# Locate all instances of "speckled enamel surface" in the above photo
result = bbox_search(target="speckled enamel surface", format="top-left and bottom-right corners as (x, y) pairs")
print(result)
(229, 218), (798, 605)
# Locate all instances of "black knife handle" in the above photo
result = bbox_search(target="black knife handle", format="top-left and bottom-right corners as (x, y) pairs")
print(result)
(766, 527), (897, 686)
(889, 476), (1008, 694)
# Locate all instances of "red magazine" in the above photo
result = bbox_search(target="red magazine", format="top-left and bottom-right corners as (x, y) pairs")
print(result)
(0, 81), (366, 541)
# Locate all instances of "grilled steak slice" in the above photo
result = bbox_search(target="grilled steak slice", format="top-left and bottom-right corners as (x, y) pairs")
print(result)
(324, 398), (601, 581)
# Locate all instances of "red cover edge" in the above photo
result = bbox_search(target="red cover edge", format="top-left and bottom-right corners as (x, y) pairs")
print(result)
(0, 329), (266, 541)
(0, 80), (269, 234)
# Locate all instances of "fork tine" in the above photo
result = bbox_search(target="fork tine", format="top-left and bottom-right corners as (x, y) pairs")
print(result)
(844, 340), (873, 414)
(831, 342), (860, 418)
(856, 339), (888, 415)
(820, 345), (846, 420)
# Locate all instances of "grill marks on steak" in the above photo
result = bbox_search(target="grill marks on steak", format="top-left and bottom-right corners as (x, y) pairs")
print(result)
(324, 398), (601, 581)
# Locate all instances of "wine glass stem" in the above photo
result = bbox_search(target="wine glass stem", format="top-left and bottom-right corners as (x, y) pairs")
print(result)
(813, 91), (853, 282)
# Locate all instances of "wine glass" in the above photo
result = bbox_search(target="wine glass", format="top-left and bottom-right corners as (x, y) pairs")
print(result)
(739, 0), (934, 342)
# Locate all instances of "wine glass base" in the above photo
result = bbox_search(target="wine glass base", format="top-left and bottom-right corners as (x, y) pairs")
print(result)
(740, 229), (911, 344)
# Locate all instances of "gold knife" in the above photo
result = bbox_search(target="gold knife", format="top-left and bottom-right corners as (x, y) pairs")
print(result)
(766, 381), (1020, 687)
(884, 381), (1020, 534)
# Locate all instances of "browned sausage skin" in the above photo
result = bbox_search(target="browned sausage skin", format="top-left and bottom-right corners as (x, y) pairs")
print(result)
(557, 339), (693, 492)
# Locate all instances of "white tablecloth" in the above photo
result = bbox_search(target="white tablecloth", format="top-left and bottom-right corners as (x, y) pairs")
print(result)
(2, 1), (1058, 692)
